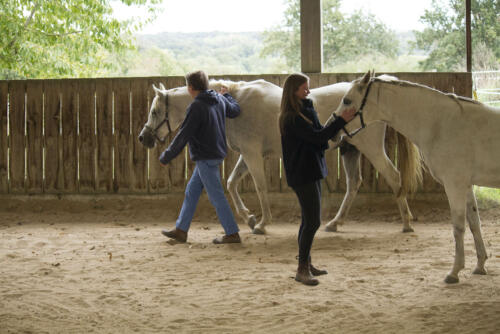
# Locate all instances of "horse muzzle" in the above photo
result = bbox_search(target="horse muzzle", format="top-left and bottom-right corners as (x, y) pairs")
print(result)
(138, 127), (156, 148)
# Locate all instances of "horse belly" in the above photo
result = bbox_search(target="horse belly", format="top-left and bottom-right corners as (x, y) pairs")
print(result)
(471, 166), (500, 188)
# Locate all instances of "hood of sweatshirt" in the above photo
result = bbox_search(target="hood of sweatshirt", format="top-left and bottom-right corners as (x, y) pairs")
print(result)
(195, 90), (219, 105)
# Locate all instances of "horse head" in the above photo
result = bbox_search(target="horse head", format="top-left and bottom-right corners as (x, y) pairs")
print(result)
(138, 83), (171, 148)
(329, 70), (397, 139)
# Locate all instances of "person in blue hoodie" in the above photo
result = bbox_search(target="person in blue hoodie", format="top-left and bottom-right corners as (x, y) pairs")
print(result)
(159, 70), (242, 244)
(280, 73), (356, 286)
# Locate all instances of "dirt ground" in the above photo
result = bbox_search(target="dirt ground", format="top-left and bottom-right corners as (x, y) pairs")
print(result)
(1, 193), (500, 334)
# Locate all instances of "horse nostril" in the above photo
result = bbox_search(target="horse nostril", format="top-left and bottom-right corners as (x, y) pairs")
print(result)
(138, 135), (143, 142)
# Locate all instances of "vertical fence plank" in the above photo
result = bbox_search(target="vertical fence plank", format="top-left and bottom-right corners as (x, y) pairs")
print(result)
(113, 78), (132, 193)
(8, 81), (26, 193)
(95, 79), (113, 193)
(130, 78), (149, 193)
(25, 80), (44, 193)
(0, 81), (8, 193)
(78, 79), (96, 193)
(44, 80), (62, 193)
(463, 72), (472, 98)
(61, 80), (78, 192)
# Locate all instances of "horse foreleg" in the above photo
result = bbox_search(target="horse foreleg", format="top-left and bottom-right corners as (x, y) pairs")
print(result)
(244, 156), (271, 235)
(466, 187), (488, 276)
(444, 184), (467, 284)
(325, 146), (362, 232)
(227, 155), (257, 231)
(362, 146), (415, 233)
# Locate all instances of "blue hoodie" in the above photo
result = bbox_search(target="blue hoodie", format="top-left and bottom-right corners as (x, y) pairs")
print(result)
(159, 90), (241, 164)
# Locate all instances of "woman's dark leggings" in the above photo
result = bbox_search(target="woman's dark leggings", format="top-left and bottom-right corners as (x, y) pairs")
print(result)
(292, 180), (322, 265)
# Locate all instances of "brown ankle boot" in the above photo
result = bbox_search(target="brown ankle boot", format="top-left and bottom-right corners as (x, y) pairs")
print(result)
(213, 232), (241, 244)
(310, 263), (328, 276)
(161, 228), (187, 243)
(295, 263), (319, 286)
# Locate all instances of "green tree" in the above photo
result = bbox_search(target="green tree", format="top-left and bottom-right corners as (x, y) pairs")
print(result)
(414, 0), (500, 71)
(261, 0), (399, 72)
(0, 0), (162, 79)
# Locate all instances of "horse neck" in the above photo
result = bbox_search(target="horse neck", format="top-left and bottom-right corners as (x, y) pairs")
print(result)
(168, 87), (192, 128)
(373, 82), (446, 146)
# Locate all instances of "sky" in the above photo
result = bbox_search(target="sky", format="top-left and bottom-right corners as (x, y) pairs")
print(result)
(112, 0), (434, 34)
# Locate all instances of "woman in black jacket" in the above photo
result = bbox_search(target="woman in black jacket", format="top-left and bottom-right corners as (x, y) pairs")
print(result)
(280, 73), (356, 286)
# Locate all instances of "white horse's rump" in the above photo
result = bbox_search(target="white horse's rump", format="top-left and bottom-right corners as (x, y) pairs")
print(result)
(139, 79), (421, 234)
(335, 71), (500, 283)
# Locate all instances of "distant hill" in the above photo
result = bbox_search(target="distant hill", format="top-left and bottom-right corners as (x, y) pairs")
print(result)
(134, 31), (282, 74)
(116, 31), (425, 76)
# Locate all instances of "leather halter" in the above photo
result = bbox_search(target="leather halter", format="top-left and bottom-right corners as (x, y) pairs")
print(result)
(332, 79), (371, 138)
(145, 97), (173, 144)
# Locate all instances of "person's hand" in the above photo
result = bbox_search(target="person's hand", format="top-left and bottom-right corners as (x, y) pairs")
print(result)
(340, 107), (357, 122)
(219, 85), (229, 95)
(159, 151), (168, 165)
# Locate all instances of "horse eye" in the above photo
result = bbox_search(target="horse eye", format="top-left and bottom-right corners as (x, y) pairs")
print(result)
(343, 98), (351, 105)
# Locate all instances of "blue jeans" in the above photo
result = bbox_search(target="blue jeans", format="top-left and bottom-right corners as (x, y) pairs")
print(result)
(176, 159), (239, 235)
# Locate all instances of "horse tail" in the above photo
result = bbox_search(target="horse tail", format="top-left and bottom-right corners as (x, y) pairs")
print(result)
(397, 131), (423, 196)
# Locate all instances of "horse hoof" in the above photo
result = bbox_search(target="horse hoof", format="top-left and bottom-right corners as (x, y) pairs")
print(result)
(402, 226), (414, 233)
(247, 215), (256, 230)
(252, 224), (266, 235)
(444, 275), (459, 284)
(324, 223), (337, 232)
(472, 267), (487, 275)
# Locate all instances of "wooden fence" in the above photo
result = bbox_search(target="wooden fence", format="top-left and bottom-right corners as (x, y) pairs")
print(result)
(0, 72), (472, 195)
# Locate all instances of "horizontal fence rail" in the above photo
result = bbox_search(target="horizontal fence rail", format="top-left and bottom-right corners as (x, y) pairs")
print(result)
(0, 72), (472, 194)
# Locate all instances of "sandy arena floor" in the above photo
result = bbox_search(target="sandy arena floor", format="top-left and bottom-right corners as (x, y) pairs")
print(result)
(1, 194), (500, 334)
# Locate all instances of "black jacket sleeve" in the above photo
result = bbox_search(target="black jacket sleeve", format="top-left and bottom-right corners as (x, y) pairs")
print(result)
(288, 115), (347, 145)
(221, 93), (241, 118)
(159, 106), (201, 164)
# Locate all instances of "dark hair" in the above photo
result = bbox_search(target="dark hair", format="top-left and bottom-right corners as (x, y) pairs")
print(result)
(279, 73), (309, 135)
(185, 70), (209, 91)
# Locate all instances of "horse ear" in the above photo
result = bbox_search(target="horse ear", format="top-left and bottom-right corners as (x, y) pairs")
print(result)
(361, 70), (371, 85)
(159, 83), (166, 90)
(153, 84), (162, 96)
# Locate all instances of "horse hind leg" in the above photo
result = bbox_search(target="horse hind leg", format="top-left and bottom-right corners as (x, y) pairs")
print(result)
(227, 155), (257, 230)
(466, 187), (487, 275)
(443, 184), (467, 284)
(325, 145), (362, 232)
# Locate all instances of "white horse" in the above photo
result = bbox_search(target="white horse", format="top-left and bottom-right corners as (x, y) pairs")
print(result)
(334, 71), (500, 283)
(138, 79), (421, 235)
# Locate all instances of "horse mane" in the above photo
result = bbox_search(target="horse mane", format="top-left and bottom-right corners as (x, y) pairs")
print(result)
(209, 79), (245, 94)
(372, 75), (481, 106)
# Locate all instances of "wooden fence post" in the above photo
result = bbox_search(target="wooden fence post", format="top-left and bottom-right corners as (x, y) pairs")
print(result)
(0, 81), (8, 193)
